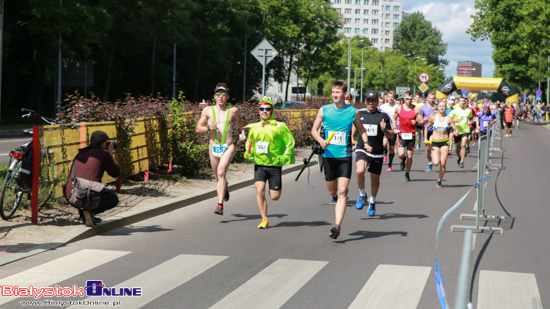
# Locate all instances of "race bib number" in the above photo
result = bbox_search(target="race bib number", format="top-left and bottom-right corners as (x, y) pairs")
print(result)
(401, 132), (413, 140)
(255, 141), (269, 154)
(212, 144), (227, 157)
(328, 131), (346, 146)
(483, 121), (489, 128)
(461, 116), (467, 123)
(363, 124), (378, 136)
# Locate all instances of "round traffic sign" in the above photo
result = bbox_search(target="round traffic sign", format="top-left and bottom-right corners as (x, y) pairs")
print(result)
(461, 89), (468, 94)
(536, 89), (542, 96)
(419, 72), (430, 83)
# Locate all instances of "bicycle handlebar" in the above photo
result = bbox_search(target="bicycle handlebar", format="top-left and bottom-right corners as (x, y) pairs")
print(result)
(21, 108), (79, 131)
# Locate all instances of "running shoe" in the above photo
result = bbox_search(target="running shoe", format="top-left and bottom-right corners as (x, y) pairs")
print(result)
(368, 201), (376, 216)
(258, 219), (269, 229)
(473, 141), (477, 146)
(356, 195), (366, 210)
(416, 143), (421, 150)
(330, 195), (338, 205)
(457, 157), (461, 167)
(427, 164), (433, 172)
(404, 173), (411, 182)
(448, 150), (452, 156)
(400, 158), (406, 171)
(383, 153), (387, 163)
(460, 162), (464, 169)
(386, 166), (393, 172)
(515, 127), (519, 129)
(436, 181), (442, 188)
(214, 203), (223, 215)
(329, 225), (340, 239)
(224, 185), (230, 202)
(466, 147), (470, 155)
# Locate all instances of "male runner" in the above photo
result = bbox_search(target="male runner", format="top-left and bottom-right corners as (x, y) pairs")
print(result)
(244, 97), (295, 229)
(465, 98), (477, 154)
(449, 97), (474, 168)
(393, 91), (425, 181)
(380, 91), (398, 171)
(420, 92), (436, 171)
(469, 101), (480, 146)
(355, 90), (394, 215)
(412, 93), (425, 150)
(311, 80), (370, 240)
(196, 83), (246, 215)
(476, 104), (495, 137)
(504, 104), (514, 137)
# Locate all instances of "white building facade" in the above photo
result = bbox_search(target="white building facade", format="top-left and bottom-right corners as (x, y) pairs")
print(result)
(331, 0), (404, 51)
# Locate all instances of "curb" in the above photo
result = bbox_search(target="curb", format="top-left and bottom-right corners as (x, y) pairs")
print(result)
(0, 158), (317, 266)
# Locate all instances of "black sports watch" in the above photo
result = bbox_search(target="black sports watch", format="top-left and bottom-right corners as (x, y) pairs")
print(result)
(207, 125), (211, 132)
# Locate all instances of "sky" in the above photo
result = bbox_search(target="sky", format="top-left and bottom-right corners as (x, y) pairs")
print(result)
(403, 0), (494, 79)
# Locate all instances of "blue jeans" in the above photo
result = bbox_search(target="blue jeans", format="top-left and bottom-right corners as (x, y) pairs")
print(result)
(67, 188), (119, 215)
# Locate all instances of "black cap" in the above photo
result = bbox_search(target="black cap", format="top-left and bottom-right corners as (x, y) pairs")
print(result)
(365, 90), (378, 100)
(90, 130), (110, 146)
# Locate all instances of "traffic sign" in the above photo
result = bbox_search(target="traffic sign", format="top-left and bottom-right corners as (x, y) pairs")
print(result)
(251, 39), (278, 65)
(419, 72), (430, 83)
(396, 87), (410, 97)
(461, 89), (468, 95)
(536, 95), (542, 101)
(536, 89), (542, 96)
(529, 95), (533, 99)
(418, 83), (429, 93)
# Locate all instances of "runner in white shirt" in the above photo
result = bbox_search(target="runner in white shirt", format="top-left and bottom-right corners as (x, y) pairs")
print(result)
(379, 91), (398, 171)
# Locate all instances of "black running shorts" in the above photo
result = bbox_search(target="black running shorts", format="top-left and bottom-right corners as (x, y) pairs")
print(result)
(254, 165), (282, 191)
(355, 151), (383, 175)
(323, 157), (352, 181)
(399, 136), (416, 151)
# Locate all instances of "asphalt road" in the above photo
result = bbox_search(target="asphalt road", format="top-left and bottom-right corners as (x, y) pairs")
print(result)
(0, 123), (549, 309)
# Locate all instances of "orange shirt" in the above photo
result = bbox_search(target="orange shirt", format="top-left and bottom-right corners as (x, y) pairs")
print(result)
(504, 109), (514, 123)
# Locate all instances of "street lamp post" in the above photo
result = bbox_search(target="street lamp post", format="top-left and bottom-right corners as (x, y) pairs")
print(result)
(347, 38), (363, 93)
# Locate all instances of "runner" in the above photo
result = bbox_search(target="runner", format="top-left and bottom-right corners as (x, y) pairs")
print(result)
(420, 92), (437, 171)
(244, 97), (295, 229)
(424, 101), (459, 188)
(465, 98), (479, 154)
(445, 98), (455, 156)
(196, 83), (246, 215)
(513, 102), (521, 129)
(412, 93), (425, 150)
(393, 91), (425, 181)
(449, 97), (474, 168)
(380, 91), (398, 171)
(354, 90), (394, 215)
(311, 80), (370, 239)
(476, 104), (496, 137)
(470, 101), (480, 145)
(504, 104), (514, 137)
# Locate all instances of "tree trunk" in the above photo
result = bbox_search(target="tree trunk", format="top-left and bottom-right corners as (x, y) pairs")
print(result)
(150, 23), (157, 94)
(105, 31), (116, 101)
(192, 22), (205, 102)
(284, 51), (294, 102)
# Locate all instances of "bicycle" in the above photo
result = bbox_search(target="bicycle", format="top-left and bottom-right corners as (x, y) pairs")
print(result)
(0, 109), (78, 220)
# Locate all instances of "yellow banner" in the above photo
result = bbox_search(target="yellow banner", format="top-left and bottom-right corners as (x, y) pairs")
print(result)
(506, 94), (519, 104)
(453, 77), (503, 91)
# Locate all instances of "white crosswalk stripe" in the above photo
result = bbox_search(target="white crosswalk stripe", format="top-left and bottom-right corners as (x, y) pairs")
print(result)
(0, 249), (130, 306)
(210, 259), (328, 309)
(348, 264), (432, 309)
(477, 270), (543, 309)
(68, 254), (228, 309)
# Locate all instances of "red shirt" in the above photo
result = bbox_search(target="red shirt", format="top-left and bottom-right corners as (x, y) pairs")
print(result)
(398, 105), (417, 134)
(63, 146), (121, 200)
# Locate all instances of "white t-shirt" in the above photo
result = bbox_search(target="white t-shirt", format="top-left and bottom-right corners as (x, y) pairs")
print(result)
(380, 103), (397, 129)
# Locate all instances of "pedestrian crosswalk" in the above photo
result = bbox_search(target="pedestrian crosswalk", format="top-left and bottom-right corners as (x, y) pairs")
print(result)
(0, 249), (544, 308)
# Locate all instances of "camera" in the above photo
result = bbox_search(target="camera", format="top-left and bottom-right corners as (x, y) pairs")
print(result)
(106, 140), (118, 150)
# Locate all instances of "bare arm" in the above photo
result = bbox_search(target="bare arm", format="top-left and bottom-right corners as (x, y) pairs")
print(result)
(415, 107), (425, 125)
(424, 115), (434, 142)
(232, 107), (246, 140)
(393, 106), (400, 133)
(449, 116), (459, 136)
(196, 108), (211, 134)
(311, 108), (328, 148)
(353, 112), (372, 152)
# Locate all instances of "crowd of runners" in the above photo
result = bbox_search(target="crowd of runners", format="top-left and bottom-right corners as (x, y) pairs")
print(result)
(196, 81), (534, 239)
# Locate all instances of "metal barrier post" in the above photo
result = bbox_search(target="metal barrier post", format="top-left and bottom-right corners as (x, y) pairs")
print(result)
(454, 229), (473, 309)
(451, 135), (506, 234)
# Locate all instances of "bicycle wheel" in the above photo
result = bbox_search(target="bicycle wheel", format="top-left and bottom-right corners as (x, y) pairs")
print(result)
(0, 161), (24, 220)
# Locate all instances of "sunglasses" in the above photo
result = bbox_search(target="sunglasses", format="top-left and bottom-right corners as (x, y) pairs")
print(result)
(404, 98), (413, 100)
(259, 107), (272, 111)
(215, 92), (228, 97)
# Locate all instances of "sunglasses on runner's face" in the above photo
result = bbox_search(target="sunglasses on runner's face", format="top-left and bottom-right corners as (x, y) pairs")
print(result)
(404, 97), (413, 100)
(259, 107), (272, 111)
(215, 92), (228, 97)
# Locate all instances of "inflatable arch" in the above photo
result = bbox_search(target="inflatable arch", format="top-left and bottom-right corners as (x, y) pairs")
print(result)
(435, 76), (519, 103)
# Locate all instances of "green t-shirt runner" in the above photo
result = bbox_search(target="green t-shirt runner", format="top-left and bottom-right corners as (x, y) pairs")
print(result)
(449, 107), (473, 134)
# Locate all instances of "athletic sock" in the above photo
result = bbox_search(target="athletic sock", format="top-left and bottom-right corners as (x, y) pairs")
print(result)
(388, 154), (395, 167)
(359, 189), (366, 197)
(369, 196), (376, 204)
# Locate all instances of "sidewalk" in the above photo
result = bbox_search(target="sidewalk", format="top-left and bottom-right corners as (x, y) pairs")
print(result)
(0, 148), (315, 266)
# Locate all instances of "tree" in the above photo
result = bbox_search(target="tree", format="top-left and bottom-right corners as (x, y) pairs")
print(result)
(393, 12), (448, 68)
(468, 0), (550, 93)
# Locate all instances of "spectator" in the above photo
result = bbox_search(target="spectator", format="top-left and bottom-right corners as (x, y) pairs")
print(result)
(63, 130), (121, 227)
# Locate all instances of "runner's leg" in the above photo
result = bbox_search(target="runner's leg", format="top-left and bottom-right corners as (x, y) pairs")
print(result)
(255, 181), (268, 221)
(334, 177), (350, 226)
(439, 146), (449, 182)
(215, 144), (236, 204)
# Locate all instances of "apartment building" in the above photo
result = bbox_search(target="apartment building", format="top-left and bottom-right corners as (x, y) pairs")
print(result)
(331, 0), (404, 51)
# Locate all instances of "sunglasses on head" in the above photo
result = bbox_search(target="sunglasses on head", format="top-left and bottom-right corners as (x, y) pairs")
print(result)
(215, 92), (228, 97)
(259, 107), (272, 111)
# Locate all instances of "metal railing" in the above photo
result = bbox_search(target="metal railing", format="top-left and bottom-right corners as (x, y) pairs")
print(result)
(454, 229), (474, 309)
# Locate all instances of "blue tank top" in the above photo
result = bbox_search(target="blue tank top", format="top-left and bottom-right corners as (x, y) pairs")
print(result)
(322, 104), (357, 158)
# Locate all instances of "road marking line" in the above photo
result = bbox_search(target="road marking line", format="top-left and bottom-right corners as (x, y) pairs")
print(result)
(68, 254), (228, 309)
(210, 259), (328, 309)
(348, 264), (431, 309)
(477, 270), (542, 309)
(0, 249), (130, 305)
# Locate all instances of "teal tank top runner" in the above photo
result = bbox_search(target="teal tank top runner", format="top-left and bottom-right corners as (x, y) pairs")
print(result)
(322, 104), (357, 158)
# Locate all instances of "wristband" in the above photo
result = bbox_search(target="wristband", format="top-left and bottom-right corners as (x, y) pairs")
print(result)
(207, 125), (211, 132)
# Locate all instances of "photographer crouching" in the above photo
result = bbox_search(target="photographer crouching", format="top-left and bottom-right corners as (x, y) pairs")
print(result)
(63, 130), (121, 227)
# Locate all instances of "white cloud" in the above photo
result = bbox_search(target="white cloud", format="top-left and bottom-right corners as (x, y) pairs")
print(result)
(408, 1), (494, 79)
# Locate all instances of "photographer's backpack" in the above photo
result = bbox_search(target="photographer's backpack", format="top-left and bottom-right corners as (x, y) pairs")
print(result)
(16, 145), (33, 189)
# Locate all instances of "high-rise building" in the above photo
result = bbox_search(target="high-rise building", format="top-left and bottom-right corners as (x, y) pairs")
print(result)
(457, 61), (482, 78)
(331, 0), (404, 51)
